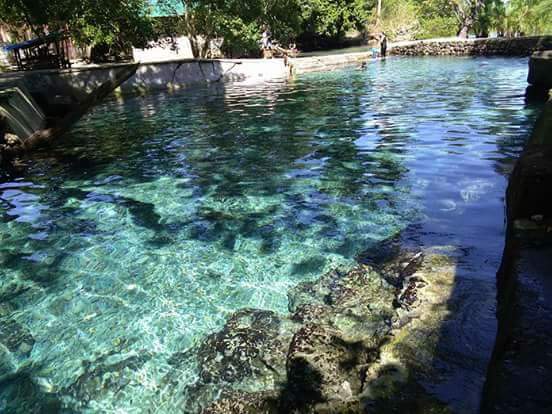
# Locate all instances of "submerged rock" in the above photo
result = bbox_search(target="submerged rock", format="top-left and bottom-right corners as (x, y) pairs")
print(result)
(196, 248), (469, 413)
(289, 264), (396, 346)
(286, 324), (368, 406)
(0, 317), (35, 357)
(0, 315), (35, 387)
(188, 308), (298, 412)
(203, 390), (281, 414)
(197, 309), (296, 385)
(360, 252), (462, 413)
(0, 372), (63, 413)
(63, 350), (152, 409)
(0, 278), (33, 303)
(0, 346), (17, 382)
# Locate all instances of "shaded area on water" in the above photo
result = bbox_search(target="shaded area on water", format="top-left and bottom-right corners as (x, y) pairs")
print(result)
(0, 57), (542, 412)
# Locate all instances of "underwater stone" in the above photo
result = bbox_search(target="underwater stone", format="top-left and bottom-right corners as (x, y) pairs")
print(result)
(193, 250), (466, 412)
(0, 346), (17, 381)
(202, 390), (281, 414)
(286, 324), (369, 407)
(64, 352), (151, 407)
(199, 264), (400, 411)
(4, 133), (21, 147)
(0, 278), (33, 303)
(196, 309), (296, 385)
(359, 251), (463, 413)
(289, 265), (396, 347)
(0, 317), (35, 357)
(188, 308), (299, 412)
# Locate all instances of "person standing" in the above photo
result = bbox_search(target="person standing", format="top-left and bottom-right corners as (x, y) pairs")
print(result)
(261, 27), (272, 50)
(380, 32), (388, 58)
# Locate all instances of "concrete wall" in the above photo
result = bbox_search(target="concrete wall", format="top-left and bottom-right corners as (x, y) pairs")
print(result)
(2, 49), (378, 106)
(528, 51), (552, 91)
(132, 36), (194, 62)
(0, 58), (290, 107)
(5, 37), (548, 110)
(122, 59), (290, 94)
(290, 51), (374, 75)
(391, 36), (552, 56)
(0, 84), (46, 140)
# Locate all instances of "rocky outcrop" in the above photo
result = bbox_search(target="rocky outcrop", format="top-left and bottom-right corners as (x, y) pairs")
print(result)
(391, 36), (552, 57)
(193, 248), (461, 413)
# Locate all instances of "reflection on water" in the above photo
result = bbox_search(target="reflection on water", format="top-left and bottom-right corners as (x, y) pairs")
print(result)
(0, 57), (541, 412)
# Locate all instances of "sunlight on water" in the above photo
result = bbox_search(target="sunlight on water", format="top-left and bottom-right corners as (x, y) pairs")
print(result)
(0, 57), (541, 412)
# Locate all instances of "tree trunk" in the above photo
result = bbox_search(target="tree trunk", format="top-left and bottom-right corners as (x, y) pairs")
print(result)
(376, 0), (382, 27)
(457, 17), (472, 39)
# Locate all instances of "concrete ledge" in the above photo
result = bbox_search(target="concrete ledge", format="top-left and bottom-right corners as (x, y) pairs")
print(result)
(528, 51), (552, 90)
(290, 51), (374, 74)
(2, 58), (290, 105)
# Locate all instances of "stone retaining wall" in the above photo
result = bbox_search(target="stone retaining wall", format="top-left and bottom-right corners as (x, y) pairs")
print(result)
(391, 36), (552, 56)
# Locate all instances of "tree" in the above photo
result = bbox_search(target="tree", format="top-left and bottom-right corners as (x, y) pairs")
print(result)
(413, 0), (458, 39)
(378, 0), (420, 40)
(299, 0), (371, 49)
(157, 0), (302, 57)
(0, 0), (155, 50)
(448, 0), (486, 37)
(496, 0), (552, 36)
(376, 0), (383, 27)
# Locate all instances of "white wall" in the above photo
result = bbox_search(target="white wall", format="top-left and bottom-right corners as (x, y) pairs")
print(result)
(132, 36), (194, 63)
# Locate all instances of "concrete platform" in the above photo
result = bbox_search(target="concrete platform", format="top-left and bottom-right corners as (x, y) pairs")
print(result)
(528, 50), (552, 90)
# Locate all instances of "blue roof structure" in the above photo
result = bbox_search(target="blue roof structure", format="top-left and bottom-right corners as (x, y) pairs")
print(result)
(150, 0), (185, 17)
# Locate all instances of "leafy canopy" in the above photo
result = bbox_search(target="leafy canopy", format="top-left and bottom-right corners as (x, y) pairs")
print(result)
(0, 0), (155, 48)
(0, 0), (550, 57)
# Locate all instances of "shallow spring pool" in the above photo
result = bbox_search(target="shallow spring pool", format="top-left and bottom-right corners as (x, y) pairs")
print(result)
(0, 57), (542, 412)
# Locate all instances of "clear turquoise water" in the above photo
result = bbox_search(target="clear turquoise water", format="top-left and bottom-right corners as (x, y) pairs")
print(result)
(0, 57), (541, 412)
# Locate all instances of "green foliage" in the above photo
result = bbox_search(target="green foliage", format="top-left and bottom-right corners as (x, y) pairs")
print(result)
(300, 0), (371, 39)
(0, 0), (155, 49)
(413, 0), (551, 38)
(417, 16), (458, 38)
(1, 0), (550, 60)
(379, 0), (420, 40)
(157, 0), (301, 57)
(496, 0), (552, 35)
